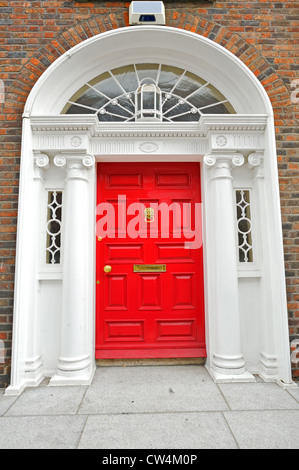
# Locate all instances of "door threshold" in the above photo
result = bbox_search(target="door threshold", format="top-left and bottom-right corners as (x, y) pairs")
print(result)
(96, 358), (206, 367)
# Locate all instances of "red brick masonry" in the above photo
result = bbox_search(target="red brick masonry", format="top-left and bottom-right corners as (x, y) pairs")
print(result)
(0, 0), (298, 386)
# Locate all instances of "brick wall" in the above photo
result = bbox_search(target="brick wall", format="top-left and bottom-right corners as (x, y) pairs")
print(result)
(0, 0), (298, 387)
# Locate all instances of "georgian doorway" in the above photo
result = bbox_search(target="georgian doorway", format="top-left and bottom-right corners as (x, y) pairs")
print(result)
(6, 26), (295, 395)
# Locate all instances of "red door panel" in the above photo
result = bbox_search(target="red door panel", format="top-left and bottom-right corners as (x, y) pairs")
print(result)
(96, 162), (206, 359)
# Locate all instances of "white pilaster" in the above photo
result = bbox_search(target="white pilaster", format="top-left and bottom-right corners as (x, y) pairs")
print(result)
(50, 153), (95, 386)
(22, 153), (50, 385)
(248, 152), (279, 380)
(204, 152), (255, 382)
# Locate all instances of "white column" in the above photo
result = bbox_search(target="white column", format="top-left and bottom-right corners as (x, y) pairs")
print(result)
(50, 153), (95, 385)
(204, 153), (255, 382)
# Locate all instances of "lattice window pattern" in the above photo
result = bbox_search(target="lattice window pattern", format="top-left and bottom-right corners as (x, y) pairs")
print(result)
(62, 63), (236, 122)
(46, 191), (62, 265)
(236, 190), (253, 263)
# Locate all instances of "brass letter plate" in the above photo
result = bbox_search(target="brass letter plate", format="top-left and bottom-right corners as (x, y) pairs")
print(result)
(133, 264), (166, 273)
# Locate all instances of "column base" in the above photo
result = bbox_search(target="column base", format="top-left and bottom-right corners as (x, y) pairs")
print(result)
(258, 352), (278, 381)
(49, 354), (95, 386)
(212, 353), (246, 375)
(24, 356), (44, 387)
(56, 354), (91, 375)
(275, 379), (298, 390)
(5, 382), (27, 396)
(208, 367), (256, 383)
(49, 364), (95, 387)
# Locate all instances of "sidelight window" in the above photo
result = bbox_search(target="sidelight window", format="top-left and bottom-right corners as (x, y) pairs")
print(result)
(46, 190), (63, 265)
(236, 190), (253, 263)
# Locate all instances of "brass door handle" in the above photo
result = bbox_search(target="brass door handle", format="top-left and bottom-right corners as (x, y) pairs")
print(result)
(104, 265), (112, 273)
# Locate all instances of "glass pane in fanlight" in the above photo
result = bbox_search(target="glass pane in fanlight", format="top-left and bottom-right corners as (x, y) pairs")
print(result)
(96, 111), (124, 122)
(135, 64), (160, 83)
(174, 71), (207, 99)
(196, 84), (236, 113)
(207, 84), (227, 102)
(171, 112), (199, 122)
(62, 83), (96, 114)
(158, 65), (185, 93)
(111, 65), (139, 93)
(156, 94), (161, 112)
(191, 86), (221, 109)
(166, 100), (192, 117)
(63, 83), (89, 106)
(137, 91), (142, 112)
(143, 91), (155, 110)
(105, 101), (133, 118)
(117, 95), (135, 114)
(75, 87), (108, 110)
(65, 104), (95, 114)
(89, 72), (123, 100)
(200, 103), (231, 114)
(162, 94), (178, 113)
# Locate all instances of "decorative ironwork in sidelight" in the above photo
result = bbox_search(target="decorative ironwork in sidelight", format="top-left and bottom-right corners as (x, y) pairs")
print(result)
(236, 190), (253, 263)
(46, 190), (63, 265)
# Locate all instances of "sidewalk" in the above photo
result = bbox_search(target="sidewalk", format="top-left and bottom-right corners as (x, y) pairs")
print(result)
(0, 365), (298, 449)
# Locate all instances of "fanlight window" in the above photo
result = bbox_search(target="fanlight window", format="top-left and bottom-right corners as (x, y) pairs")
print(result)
(61, 63), (236, 122)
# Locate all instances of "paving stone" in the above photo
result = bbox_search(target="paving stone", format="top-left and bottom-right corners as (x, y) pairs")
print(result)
(78, 366), (228, 415)
(78, 412), (238, 449)
(0, 390), (18, 417)
(218, 382), (299, 410)
(0, 415), (87, 449)
(224, 410), (299, 449)
(5, 385), (87, 416)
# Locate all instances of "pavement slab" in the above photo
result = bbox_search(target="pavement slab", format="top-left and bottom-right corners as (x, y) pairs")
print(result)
(224, 410), (299, 449)
(218, 382), (299, 411)
(77, 412), (238, 449)
(0, 366), (298, 449)
(0, 415), (87, 449)
(78, 366), (229, 415)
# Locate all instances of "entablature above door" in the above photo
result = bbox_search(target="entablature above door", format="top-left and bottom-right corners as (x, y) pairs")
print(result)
(29, 114), (267, 157)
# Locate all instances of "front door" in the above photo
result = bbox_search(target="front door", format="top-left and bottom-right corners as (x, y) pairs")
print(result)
(96, 162), (206, 359)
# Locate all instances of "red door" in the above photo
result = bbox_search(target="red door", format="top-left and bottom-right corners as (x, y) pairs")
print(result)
(96, 162), (206, 359)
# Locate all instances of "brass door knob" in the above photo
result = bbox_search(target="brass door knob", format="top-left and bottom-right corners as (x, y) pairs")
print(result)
(103, 265), (112, 273)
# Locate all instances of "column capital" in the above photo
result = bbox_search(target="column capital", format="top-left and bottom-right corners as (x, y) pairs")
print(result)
(247, 151), (264, 169)
(247, 151), (265, 182)
(33, 152), (50, 182)
(203, 152), (245, 169)
(53, 153), (95, 170)
(34, 152), (50, 170)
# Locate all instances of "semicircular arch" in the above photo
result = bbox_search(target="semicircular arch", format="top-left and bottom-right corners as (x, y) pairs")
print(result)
(2, 14), (291, 121)
(19, 25), (278, 117)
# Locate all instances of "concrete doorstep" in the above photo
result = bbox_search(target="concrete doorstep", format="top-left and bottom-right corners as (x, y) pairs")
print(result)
(0, 365), (298, 450)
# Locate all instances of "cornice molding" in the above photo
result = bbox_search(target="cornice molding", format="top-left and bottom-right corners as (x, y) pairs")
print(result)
(199, 114), (268, 133)
(30, 114), (268, 137)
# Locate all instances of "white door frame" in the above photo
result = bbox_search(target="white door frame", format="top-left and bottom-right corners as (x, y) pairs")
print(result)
(6, 27), (295, 395)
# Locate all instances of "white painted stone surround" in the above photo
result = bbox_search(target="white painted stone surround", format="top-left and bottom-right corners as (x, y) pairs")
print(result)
(5, 27), (295, 395)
